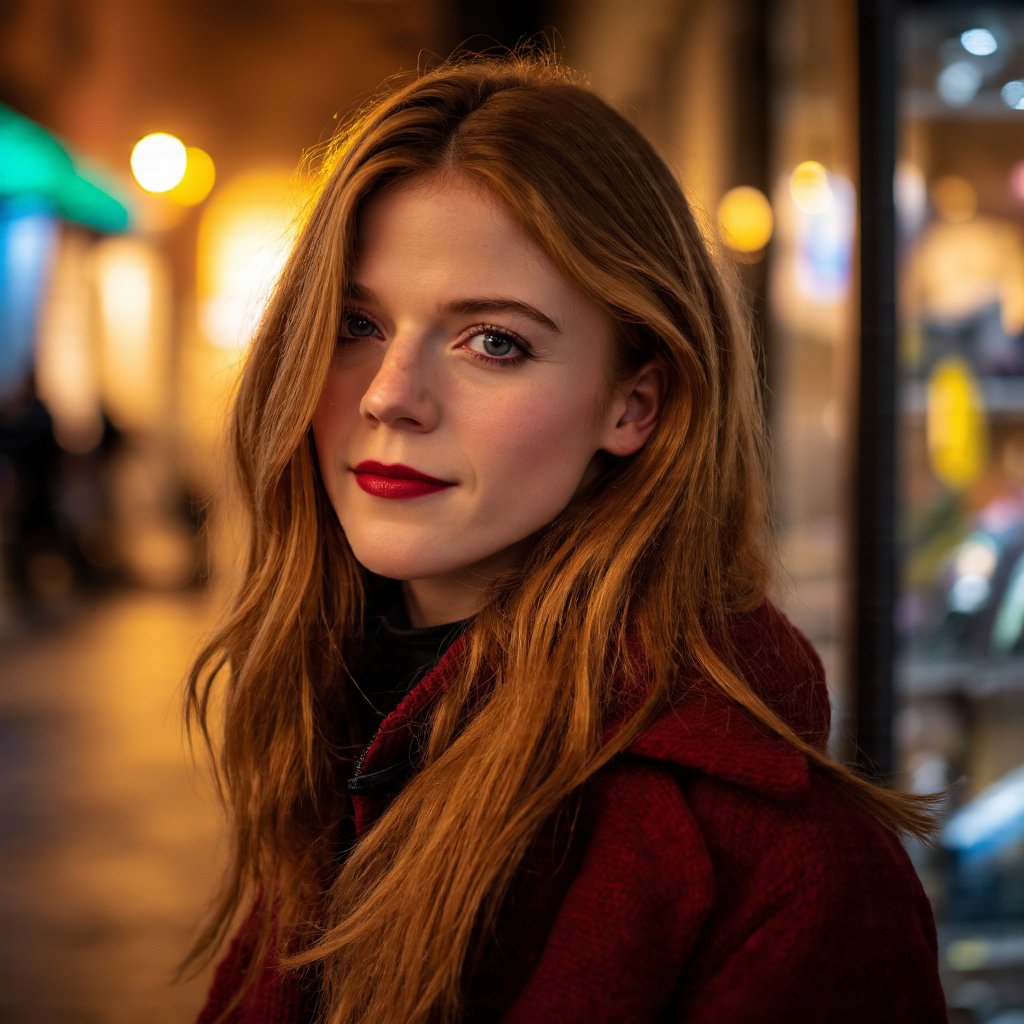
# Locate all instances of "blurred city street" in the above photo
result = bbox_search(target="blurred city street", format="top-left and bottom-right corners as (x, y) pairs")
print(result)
(0, 589), (223, 1023)
(2, 0), (1024, 1019)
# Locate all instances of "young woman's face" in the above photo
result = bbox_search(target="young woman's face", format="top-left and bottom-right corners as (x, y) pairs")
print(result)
(313, 172), (643, 625)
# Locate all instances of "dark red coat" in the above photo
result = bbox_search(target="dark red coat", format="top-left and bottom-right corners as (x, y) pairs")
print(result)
(197, 604), (946, 1022)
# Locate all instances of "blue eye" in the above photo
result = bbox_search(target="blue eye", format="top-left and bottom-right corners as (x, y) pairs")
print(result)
(340, 310), (379, 340)
(465, 329), (527, 361)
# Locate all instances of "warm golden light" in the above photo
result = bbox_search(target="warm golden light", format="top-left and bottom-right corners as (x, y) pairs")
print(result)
(130, 132), (187, 193)
(716, 186), (774, 254)
(197, 171), (308, 350)
(931, 175), (977, 223)
(35, 234), (104, 452)
(789, 161), (833, 214)
(94, 237), (172, 432)
(165, 146), (216, 206)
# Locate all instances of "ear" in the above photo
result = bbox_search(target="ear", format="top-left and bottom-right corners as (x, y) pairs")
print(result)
(599, 361), (664, 457)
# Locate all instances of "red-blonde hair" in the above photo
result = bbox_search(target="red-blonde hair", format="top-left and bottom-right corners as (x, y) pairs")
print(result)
(184, 53), (935, 1024)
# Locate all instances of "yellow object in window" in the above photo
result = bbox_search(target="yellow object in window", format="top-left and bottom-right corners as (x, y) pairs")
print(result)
(926, 357), (988, 490)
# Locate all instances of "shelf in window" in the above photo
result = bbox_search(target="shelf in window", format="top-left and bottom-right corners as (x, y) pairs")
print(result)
(900, 655), (1024, 697)
(903, 378), (1024, 417)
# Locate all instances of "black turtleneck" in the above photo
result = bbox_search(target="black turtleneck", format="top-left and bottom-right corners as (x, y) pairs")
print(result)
(350, 586), (469, 746)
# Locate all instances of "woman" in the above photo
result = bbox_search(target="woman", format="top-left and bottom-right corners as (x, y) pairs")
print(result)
(187, 55), (946, 1023)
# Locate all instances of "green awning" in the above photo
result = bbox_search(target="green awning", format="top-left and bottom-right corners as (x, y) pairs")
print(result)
(0, 103), (131, 233)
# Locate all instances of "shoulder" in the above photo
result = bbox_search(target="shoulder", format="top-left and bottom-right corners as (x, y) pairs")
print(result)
(625, 601), (829, 797)
(506, 752), (944, 1023)
(513, 602), (946, 1020)
(611, 601), (931, 956)
(556, 746), (945, 1021)
(589, 740), (911, 921)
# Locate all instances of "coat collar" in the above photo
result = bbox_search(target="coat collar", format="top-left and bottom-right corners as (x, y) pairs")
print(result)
(626, 687), (815, 801)
(626, 603), (830, 801)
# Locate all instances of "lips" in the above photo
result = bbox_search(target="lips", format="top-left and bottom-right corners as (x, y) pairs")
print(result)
(352, 461), (455, 499)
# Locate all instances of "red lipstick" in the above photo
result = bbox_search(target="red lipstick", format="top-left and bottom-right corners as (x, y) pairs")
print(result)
(352, 461), (454, 499)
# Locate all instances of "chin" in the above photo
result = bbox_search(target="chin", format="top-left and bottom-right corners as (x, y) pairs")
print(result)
(344, 538), (444, 583)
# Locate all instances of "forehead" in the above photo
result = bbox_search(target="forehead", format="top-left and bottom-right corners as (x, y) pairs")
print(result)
(352, 172), (566, 300)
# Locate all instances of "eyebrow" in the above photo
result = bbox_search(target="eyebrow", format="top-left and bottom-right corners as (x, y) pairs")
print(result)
(444, 298), (562, 334)
(344, 283), (562, 335)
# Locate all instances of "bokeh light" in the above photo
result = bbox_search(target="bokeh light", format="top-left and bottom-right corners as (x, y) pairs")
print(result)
(1, 103), (129, 232)
(955, 536), (998, 580)
(791, 170), (855, 303)
(93, 237), (171, 432)
(789, 161), (832, 214)
(931, 175), (977, 223)
(960, 28), (998, 57)
(895, 161), (927, 236)
(34, 234), (104, 453)
(197, 171), (306, 349)
(1001, 80), (1024, 110)
(0, 211), (57, 399)
(130, 132), (187, 193)
(165, 146), (216, 206)
(926, 357), (987, 491)
(937, 62), (982, 107)
(1011, 161), (1024, 203)
(716, 186), (773, 254)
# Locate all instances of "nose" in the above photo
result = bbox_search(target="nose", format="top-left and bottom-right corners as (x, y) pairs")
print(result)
(358, 334), (440, 430)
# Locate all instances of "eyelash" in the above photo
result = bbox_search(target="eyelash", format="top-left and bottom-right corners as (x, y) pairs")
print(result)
(458, 324), (533, 367)
(338, 309), (534, 368)
(338, 308), (383, 342)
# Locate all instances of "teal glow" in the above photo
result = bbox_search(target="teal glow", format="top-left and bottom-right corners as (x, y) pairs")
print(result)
(0, 104), (131, 233)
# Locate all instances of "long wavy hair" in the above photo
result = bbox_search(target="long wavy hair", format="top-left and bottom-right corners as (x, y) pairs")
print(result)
(184, 53), (936, 1024)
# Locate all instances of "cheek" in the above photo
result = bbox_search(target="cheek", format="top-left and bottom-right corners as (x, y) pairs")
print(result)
(474, 387), (606, 493)
(312, 366), (364, 452)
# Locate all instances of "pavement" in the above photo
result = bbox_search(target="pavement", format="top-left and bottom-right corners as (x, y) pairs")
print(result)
(0, 589), (225, 1023)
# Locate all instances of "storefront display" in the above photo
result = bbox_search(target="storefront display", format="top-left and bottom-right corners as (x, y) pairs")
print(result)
(898, 4), (1024, 1017)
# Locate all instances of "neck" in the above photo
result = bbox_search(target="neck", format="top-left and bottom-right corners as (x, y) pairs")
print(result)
(401, 577), (487, 628)
(399, 541), (533, 627)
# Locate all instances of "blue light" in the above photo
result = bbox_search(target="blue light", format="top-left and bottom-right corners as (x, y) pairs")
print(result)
(960, 28), (998, 57)
(944, 765), (1024, 854)
(938, 61), (983, 107)
(0, 204), (57, 399)
(1001, 80), (1024, 111)
(948, 574), (989, 615)
(794, 172), (855, 303)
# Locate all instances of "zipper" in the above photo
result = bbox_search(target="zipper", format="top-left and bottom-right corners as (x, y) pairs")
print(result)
(347, 626), (467, 793)
(349, 733), (376, 790)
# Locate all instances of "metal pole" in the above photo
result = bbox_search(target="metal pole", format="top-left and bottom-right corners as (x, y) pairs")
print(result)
(853, 0), (899, 781)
